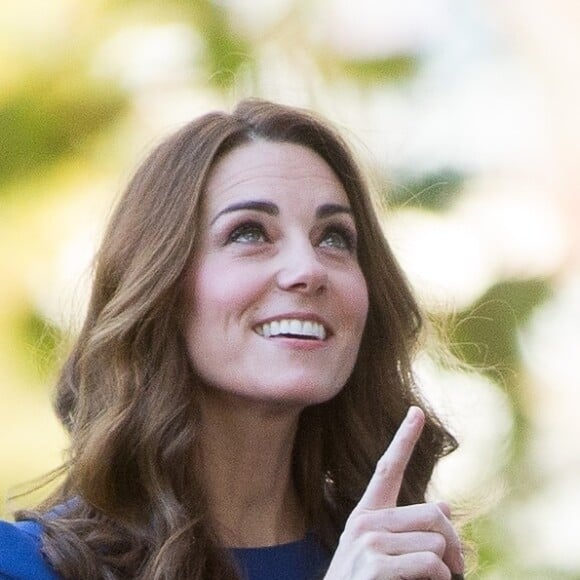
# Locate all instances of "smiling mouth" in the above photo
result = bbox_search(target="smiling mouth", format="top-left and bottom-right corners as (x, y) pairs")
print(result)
(254, 319), (327, 341)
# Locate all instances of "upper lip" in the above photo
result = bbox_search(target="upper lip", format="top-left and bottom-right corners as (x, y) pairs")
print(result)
(254, 312), (333, 336)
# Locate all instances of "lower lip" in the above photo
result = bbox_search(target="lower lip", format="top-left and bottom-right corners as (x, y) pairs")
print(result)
(261, 336), (329, 350)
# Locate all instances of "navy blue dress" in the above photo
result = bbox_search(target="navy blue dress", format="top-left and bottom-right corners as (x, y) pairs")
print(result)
(0, 519), (330, 579)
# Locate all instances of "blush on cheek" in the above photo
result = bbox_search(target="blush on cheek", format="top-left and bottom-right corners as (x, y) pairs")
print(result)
(201, 264), (268, 309)
(338, 280), (368, 324)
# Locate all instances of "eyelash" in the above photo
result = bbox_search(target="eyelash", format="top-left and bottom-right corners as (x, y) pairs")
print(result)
(226, 221), (268, 244)
(320, 224), (357, 251)
(226, 220), (357, 252)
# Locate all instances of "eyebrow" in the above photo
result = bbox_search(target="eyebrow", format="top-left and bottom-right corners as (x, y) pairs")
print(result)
(211, 200), (279, 225)
(316, 203), (353, 219)
(210, 200), (353, 225)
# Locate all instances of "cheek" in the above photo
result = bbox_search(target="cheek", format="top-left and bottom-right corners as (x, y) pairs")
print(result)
(343, 271), (369, 331)
(187, 259), (268, 321)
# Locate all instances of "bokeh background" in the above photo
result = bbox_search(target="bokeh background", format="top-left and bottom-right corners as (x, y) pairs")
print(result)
(1, 0), (579, 577)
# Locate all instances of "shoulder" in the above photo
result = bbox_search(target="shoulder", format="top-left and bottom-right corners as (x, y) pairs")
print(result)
(0, 519), (60, 579)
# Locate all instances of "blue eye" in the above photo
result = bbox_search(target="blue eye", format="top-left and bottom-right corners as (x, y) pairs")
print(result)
(228, 222), (268, 244)
(319, 226), (356, 251)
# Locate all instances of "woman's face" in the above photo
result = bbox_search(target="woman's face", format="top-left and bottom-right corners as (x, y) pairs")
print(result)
(182, 141), (369, 409)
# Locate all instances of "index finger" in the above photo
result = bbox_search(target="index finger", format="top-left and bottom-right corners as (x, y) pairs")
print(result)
(356, 406), (425, 511)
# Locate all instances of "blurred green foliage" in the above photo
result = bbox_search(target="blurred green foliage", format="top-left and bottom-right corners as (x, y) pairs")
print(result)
(338, 55), (419, 85)
(450, 279), (552, 383)
(448, 278), (553, 504)
(389, 169), (466, 210)
(0, 75), (127, 190)
(0, 0), (573, 576)
(190, 0), (254, 89)
(18, 307), (63, 384)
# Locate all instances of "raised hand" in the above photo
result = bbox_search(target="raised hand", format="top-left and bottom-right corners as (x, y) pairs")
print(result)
(324, 407), (464, 580)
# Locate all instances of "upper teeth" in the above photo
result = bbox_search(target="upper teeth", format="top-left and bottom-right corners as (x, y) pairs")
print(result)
(255, 319), (327, 340)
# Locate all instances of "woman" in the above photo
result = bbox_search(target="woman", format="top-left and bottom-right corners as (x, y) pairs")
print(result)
(0, 99), (464, 579)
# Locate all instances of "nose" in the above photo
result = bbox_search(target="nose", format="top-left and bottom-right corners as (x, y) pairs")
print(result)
(276, 241), (328, 295)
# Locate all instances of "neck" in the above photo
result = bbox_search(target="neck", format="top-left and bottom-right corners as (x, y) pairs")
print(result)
(198, 390), (306, 548)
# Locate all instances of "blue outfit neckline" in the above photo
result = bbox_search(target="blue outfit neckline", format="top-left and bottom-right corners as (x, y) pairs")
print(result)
(0, 519), (330, 580)
(231, 532), (330, 579)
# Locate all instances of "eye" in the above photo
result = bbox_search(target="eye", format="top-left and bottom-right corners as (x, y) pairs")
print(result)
(227, 221), (268, 244)
(318, 225), (356, 251)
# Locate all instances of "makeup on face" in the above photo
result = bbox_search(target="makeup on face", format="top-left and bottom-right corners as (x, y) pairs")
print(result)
(182, 141), (369, 409)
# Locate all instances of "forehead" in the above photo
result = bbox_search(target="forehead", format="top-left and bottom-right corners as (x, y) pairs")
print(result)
(203, 141), (350, 211)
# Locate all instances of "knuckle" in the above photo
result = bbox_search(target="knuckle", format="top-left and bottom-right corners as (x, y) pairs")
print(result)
(423, 551), (440, 566)
(381, 507), (398, 526)
(347, 513), (373, 537)
(418, 552), (451, 580)
(391, 558), (411, 580)
(359, 530), (383, 552)
(419, 550), (441, 569)
(366, 555), (393, 579)
(375, 455), (402, 478)
(431, 533), (447, 556)
(373, 459), (390, 479)
(428, 501), (441, 516)
(438, 500), (451, 518)
(353, 552), (390, 579)
(426, 502), (444, 527)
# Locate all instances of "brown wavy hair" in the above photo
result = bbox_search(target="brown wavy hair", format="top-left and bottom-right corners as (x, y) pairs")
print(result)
(18, 99), (457, 579)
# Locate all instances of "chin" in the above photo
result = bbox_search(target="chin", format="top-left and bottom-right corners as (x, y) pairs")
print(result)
(199, 370), (349, 411)
(255, 377), (345, 408)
